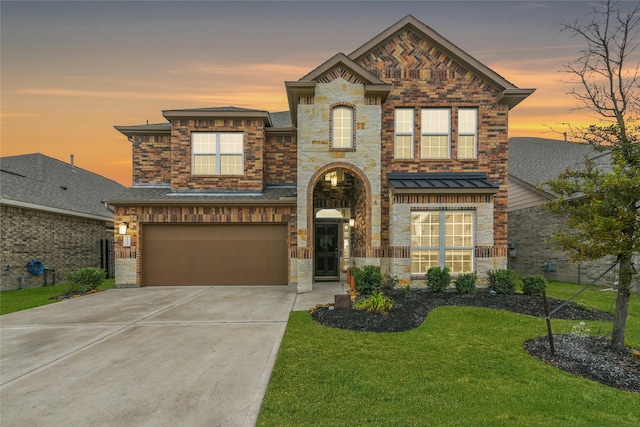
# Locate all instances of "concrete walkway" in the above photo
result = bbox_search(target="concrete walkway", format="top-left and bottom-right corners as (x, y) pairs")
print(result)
(0, 284), (345, 427)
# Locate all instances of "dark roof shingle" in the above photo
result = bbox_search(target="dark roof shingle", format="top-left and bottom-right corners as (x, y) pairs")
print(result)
(0, 153), (125, 220)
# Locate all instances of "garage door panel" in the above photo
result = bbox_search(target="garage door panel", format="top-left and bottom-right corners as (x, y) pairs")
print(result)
(142, 224), (287, 286)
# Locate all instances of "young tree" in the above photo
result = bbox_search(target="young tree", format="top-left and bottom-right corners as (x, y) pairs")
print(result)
(543, 0), (640, 351)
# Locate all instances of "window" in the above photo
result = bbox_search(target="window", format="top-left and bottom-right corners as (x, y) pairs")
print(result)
(395, 108), (414, 159)
(332, 106), (353, 149)
(421, 108), (450, 158)
(192, 132), (243, 175)
(458, 108), (477, 159)
(411, 211), (474, 274)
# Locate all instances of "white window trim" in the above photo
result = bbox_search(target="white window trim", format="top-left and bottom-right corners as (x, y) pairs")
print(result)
(458, 108), (478, 159)
(420, 108), (451, 159)
(332, 106), (354, 149)
(411, 210), (475, 274)
(191, 132), (244, 176)
(394, 108), (414, 159)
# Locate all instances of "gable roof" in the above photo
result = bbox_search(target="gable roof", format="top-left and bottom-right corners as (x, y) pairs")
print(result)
(348, 15), (535, 108)
(0, 153), (125, 221)
(508, 137), (612, 196)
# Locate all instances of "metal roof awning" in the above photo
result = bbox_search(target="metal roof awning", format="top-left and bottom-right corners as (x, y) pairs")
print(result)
(387, 172), (500, 194)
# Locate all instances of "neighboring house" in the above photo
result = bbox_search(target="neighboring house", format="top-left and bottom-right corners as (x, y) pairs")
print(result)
(111, 15), (534, 291)
(0, 153), (125, 290)
(507, 137), (620, 285)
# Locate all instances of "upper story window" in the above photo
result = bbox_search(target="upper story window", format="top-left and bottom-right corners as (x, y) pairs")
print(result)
(192, 132), (244, 175)
(394, 108), (414, 159)
(458, 108), (477, 159)
(332, 106), (353, 149)
(421, 108), (450, 159)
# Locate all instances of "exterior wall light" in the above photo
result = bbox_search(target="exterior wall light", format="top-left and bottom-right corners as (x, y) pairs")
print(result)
(349, 218), (355, 227)
(119, 222), (128, 235)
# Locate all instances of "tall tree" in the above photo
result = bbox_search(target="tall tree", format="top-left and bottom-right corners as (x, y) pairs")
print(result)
(543, 0), (640, 351)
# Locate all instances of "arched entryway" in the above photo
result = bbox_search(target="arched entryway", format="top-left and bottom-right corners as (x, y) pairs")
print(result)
(307, 163), (372, 282)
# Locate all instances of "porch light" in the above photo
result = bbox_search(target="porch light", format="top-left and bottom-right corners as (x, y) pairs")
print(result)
(349, 218), (355, 227)
(331, 173), (338, 187)
(119, 222), (128, 235)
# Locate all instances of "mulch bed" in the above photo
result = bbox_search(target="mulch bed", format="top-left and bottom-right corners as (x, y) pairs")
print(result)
(311, 289), (639, 393)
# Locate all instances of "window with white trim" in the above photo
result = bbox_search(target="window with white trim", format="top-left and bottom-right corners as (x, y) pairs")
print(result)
(421, 108), (451, 158)
(394, 108), (414, 159)
(458, 108), (477, 159)
(332, 106), (353, 149)
(192, 132), (243, 175)
(411, 211), (474, 274)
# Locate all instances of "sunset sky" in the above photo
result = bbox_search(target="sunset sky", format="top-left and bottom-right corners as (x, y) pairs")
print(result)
(2, 0), (633, 187)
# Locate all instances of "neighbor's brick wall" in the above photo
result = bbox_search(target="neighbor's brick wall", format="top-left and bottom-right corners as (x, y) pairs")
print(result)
(356, 29), (510, 256)
(0, 205), (113, 290)
(508, 207), (618, 285)
(131, 133), (171, 185)
(264, 133), (297, 185)
(170, 118), (265, 191)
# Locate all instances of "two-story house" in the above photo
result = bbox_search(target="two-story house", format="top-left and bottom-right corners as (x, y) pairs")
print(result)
(110, 15), (534, 292)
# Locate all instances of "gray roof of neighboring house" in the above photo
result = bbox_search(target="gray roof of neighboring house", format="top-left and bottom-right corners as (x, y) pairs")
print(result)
(387, 172), (499, 193)
(108, 185), (296, 205)
(0, 153), (126, 221)
(509, 137), (612, 195)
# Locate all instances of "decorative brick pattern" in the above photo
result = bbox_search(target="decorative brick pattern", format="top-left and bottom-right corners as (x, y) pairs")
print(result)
(317, 67), (363, 84)
(356, 28), (509, 250)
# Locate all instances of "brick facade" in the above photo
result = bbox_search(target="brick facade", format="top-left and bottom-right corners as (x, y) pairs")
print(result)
(508, 206), (619, 285)
(132, 134), (171, 185)
(1, 205), (114, 290)
(113, 16), (531, 290)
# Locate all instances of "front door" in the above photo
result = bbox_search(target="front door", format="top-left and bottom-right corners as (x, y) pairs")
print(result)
(315, 223), (339, 279)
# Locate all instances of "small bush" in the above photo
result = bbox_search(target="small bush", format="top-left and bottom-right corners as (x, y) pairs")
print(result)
(427, 266), (451, 293)
(353, 292), (395, 313)
(455, 272), (477, 294)
(352, 265), (382, 295)
(522, 274), (547, 296)
(381, 274), (399, 291)
(487, 269), (518, 295)
(65, 268), (106, 294)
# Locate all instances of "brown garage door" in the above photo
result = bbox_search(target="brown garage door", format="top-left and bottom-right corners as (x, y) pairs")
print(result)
(142, 224), (288, 286)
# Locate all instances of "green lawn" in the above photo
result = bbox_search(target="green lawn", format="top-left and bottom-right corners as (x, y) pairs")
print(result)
(0, 279), (115, 315)
(258, 282), (640, 426)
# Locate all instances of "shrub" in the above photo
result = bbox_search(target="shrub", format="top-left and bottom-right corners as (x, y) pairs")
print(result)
(352, 265), (382, 295)
(455, 272), (477, 294)
(381, 274), (399, 291)
(426, 266), (451, 293)
(487, 269), (518, 295)
(353, 292), (395, 313)
(65, 268), (106, 294)
(522, 274), (547, 296)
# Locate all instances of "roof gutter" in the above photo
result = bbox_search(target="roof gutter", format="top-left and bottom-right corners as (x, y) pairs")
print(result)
(0, 198), (114, 222)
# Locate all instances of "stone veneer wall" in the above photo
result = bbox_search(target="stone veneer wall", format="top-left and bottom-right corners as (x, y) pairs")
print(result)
(388, 195), (499, 286)
(1, 205), (114, 290)
(295, 77), (382, 292)
(113, 205), (296, 287)
(508, 206), (620, 286)
(355, 29), (510, 259)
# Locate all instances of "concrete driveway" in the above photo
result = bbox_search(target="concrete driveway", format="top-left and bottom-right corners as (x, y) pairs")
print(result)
(0, 286), (298, 427)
